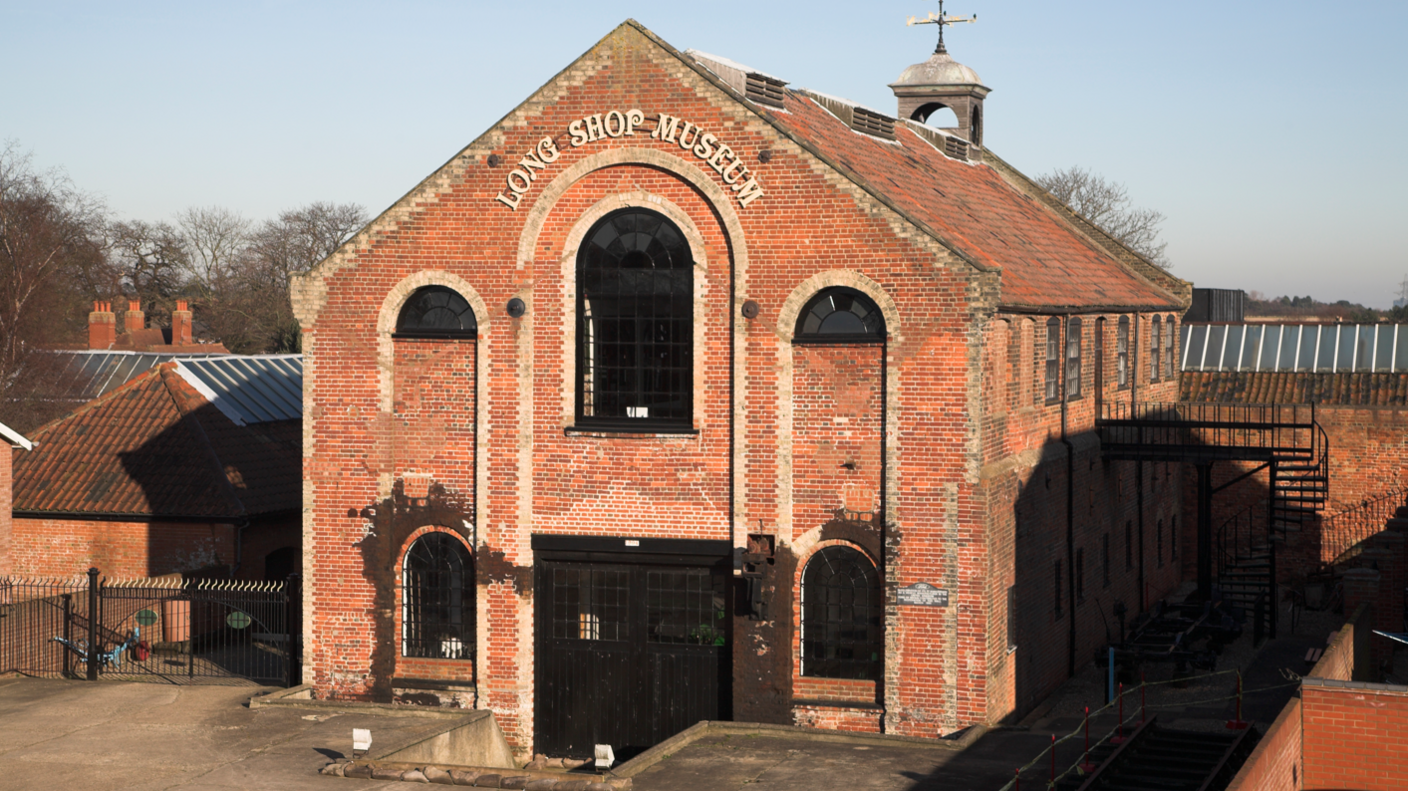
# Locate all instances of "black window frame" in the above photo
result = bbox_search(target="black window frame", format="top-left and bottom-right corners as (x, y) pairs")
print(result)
(793, 287), (887, 345)
(1164, 315), (1177, 380)
(1150, 315), (1162, 383)
(402, 532), (476, 660)
(1045, 317), (1061, 404)
(574, 208), (694, 432)
(1117, 316), (1130, 389)
(800, 545), (883, 680)
(1066, 317), (1083, 399)
(394, 286), (478, 339)
(1006, 585), (1017, 651)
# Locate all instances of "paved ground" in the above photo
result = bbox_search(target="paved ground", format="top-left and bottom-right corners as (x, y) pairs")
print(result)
(629, 730), (1054, 791)
(0, 677), (447, 790)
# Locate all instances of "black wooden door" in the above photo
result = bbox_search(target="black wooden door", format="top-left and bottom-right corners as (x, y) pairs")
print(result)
(534, 555), (729, 758)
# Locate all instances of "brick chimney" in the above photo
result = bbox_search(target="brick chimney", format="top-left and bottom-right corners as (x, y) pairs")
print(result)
(171, 300), (193, 346)
(124, 300), (145, 334)
(88, 301), (116, 349)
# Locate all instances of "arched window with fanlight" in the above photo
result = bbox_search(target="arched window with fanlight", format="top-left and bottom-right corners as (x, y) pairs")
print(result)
(800, 545), (882, 679)
(794, 287), (886, 344)
(402, 532), (475, 660)
(576, 208), (693, 429)
(395, 286), (477, 338)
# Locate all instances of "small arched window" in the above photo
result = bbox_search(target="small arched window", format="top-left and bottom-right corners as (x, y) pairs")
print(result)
(577, 208), (693, 428)
(396, 286), (477, 338)
(794, 288), (886, 344)
(1116, 316), (1130, 389)
(403, 532), (475, 660)
(970, 105), (983, 146)
(1164, 315), (1177, 380)
(1150, 315), (1163, 382)
(801, 545), (882, 680)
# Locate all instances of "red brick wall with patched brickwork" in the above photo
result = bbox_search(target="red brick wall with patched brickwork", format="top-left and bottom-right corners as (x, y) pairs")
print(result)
(296, 26), (1188, 752)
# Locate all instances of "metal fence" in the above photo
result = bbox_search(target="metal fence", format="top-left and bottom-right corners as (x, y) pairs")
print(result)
(0, 569), (298, 686)
(1321, 485), (1408, 565)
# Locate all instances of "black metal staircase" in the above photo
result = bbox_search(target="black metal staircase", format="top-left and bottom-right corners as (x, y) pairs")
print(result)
(1098, 403), (1329, 638)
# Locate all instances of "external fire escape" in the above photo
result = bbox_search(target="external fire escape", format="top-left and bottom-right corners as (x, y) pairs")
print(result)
(1097, 403), (1330, 638)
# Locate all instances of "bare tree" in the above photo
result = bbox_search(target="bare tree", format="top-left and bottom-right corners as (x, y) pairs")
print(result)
(107, 219), (187, 320)
(1035, 166), (1171, 269)
(0, 141), (111, 431)
(175, 205), (251, 301)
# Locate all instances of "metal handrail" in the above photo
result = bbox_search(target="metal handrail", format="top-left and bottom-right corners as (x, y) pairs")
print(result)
(1321, 483), (1407, 564)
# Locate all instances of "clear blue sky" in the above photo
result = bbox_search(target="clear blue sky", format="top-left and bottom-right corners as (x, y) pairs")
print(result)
(6, 1), (1406, 307)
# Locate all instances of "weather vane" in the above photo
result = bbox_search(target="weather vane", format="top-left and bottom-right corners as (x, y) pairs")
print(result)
(906, 0), (977, 55)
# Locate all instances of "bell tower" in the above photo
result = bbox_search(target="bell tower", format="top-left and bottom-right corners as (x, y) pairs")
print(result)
(890, 1), (990, 146)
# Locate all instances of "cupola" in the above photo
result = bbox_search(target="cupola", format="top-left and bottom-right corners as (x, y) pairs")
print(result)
(890, 3), (990, 147)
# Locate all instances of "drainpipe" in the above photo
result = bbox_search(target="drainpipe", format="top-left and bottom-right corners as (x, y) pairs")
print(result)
(232, 518), (251, 577)
(1060, 317), (1077, 679)
(1132, 314), (1145, 613)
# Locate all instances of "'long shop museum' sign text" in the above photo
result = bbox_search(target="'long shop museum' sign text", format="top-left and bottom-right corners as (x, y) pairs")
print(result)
(494, 109), (765, 210)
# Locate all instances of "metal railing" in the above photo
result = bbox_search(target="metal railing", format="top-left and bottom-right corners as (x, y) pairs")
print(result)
(1099, 402), (1321, 459)
(1321, 484), (1408, 565)
(0, 570), (298, 686)
(1216, 503), (1268, 578)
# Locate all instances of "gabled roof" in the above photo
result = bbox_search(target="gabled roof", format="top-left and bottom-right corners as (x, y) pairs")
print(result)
(295, 20), (1186, 319)
(11, 363), (300, 519)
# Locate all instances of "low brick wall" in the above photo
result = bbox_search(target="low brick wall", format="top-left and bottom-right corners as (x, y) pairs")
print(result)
(1302, 680), (1408, 791)
(1224, 696), (1301, 791)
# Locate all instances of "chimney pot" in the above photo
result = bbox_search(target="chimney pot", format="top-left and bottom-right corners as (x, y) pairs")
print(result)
(124, 300), (145, 333)
(88, 301), (116, 349)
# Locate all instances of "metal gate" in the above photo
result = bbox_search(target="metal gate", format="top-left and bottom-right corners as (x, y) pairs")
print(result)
(534, 545), (730, 759)
(0, 569), (299, 686)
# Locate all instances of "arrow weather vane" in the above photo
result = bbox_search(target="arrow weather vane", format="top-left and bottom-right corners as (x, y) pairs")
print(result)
(907, 0), (977, 54)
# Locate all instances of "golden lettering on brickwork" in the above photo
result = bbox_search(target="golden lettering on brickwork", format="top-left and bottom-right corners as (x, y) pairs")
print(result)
(494, 109), (765, 210)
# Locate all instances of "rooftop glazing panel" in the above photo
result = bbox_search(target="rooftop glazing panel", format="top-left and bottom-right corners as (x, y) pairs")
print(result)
(1181, 324), (1408, 373)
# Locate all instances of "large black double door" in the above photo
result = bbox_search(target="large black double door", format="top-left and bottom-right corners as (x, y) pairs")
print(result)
(533, 537), (731, 758)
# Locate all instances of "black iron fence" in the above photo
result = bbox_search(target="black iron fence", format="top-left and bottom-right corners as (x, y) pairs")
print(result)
(1321, 484), (1408, 565)
(0, 569), (299, 686)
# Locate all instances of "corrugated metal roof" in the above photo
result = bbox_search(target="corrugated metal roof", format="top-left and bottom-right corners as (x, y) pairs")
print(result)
(47, 350), (228, 401)
(1181, 324), (1408, 374)
(173, 355), (303, 426)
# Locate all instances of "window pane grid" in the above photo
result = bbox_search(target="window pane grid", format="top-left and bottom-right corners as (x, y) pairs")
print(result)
(801, 547), (882, 680)
(551, 567), (629, 642)
(402, 533), (475, 659)
(578, 210), (692, 425)
(646, 570), (725, 645)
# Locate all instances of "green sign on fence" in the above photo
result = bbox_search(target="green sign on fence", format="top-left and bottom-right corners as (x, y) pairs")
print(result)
(135, 609), (159, 626)
(226, 611), (252, 630)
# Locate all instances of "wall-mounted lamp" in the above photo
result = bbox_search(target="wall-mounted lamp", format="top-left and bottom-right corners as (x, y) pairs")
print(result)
(506, 298), (526, 318)
(741, 300), (760, 319)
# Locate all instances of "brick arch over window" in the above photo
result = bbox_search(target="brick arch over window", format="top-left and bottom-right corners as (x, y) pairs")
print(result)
(797, 542), (882, 680)
(399, 528), (476, 661)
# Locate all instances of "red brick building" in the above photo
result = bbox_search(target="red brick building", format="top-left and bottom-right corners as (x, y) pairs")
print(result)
(1, 421), (34, 577)
(8, 359), (301, 581)
(292, 21), (1189, 756)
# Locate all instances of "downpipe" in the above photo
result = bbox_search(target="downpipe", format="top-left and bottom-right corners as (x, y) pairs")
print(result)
(1060, 318), (1076, 680)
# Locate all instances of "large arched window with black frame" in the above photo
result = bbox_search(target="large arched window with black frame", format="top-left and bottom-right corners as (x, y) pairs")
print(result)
(793, 287), (886, 344)
(576, 209), (693, 429)
(800, 545), (883, 680)
(395, 286), (478, 338)
(402, 532), (475, 660)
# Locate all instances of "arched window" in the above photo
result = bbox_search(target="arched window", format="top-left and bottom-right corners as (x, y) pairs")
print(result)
(1116, 316), (1130, 389)
(970, 105), (983, 146)
(800, 545), (882, 679)
(1066, 317), (1083, 398)
(396, 286), (477, 338)
(1150, 315), (1163, 382)
(794, 288), (886, 344)
(1045, 317), (1061, 403)
(403, 532), (475, 660)
(577, 209), (693, 428)
(1164, 315), (1177, 380)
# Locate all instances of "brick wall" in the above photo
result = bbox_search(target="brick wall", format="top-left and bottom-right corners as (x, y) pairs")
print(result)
(1225, 696), (1301, 791)
(1, 445), (12, 576)
(8, 515), (294, 580)
(291, 23), (1187, 752)
(1301, 681), (1408, 791)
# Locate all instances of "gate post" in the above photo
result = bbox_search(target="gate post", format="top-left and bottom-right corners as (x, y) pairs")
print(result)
(62, 593), (73, 678)
(286, 572), (301, 688)
(86, 567), (100, 681)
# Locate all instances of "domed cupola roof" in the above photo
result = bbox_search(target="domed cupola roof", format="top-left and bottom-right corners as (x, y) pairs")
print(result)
(894, 50), (983, 88)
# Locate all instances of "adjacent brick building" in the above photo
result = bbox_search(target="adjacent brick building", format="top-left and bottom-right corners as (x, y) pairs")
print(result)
(1, 421), (34, 577)
(291, 21), (1189, 756)
(8, 358), (301, 581)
